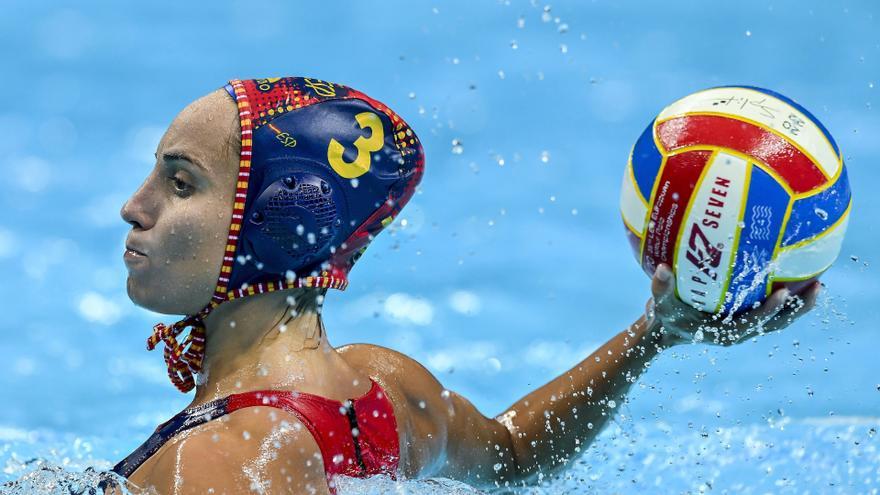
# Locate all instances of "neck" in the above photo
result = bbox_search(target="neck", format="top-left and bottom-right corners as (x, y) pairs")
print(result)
(191, 288), (352, 406)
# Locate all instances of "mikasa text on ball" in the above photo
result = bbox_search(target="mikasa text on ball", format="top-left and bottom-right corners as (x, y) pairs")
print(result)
(620, 86), (851, 315)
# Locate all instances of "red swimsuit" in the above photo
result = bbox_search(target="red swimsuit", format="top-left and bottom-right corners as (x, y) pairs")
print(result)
(112, 379), (399, 493)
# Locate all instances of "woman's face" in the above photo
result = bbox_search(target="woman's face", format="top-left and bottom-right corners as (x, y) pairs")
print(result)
(120, 89), (240, 315)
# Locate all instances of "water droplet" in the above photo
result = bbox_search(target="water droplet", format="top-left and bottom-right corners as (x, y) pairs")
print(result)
(510, 40), (518, 50)
(571, 208), (578, 216)
(350, 178), (359, 188)
(488, 357), (502, 371)
(558, 23), (569, 33)
(451, 138), (464, 155)
(517, 16), (525, 28)
(242, 431), (251, 440)
(419, 400), (426, 409)
(540, 150), (550, 163)
(745, 29), (752, 37)
(607, 400), (617, 409)
(560, 44), (568, 54)
(408, 92), (416, 99)
(332, 454), (344, 464)
(493, 463), (503, 472)
(542, 5), (552, 22)
(498, 70), (506, 80)
(814, 207), (829, 220)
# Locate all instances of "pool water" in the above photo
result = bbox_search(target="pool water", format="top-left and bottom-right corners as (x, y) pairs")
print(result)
(1, 1), (878, 493)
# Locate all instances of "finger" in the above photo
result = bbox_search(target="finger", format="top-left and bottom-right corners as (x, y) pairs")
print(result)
(732, 287), (790, 332)
(651, 263), (675, 304)
(651, 264), (707, 326)
(762, 282), (821, 332)
(799, 281), (821, 310)
(730, 318), (787, 344)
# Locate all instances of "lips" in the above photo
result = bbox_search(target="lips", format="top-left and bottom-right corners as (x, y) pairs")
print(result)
(125, 245), (147, 256)
(125, 236), (147, 256)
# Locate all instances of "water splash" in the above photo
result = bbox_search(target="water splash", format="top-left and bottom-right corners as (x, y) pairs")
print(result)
(1, 464), (128, 495)
(2, 417), (879, 494)
(335, 475), (483, 494)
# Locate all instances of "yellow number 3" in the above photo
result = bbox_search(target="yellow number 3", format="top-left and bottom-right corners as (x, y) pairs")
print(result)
(327, 112), (385, 179)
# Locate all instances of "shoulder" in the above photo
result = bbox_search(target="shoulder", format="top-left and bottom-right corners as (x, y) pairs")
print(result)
(337, 343), (429, 382)
(337, 343), (444, 409)
(126, 406), (331, 494)
(336, 343), (459, 476)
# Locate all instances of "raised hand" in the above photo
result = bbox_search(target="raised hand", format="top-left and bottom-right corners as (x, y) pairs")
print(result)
(646, 263), (821, 348)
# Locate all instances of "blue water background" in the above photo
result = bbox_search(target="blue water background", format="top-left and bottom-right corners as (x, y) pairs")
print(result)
(1, 1), (878, 492)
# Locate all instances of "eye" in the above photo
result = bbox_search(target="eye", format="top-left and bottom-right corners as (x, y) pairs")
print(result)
(167, 175), (193, 197)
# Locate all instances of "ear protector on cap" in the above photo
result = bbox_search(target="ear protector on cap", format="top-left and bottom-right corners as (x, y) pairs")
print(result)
(238, 166), (348, 280)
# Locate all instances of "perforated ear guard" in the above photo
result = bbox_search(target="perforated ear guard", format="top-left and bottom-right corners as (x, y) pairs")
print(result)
(238, 167), (349, 279)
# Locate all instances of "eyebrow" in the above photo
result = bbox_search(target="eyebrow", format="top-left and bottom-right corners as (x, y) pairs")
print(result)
(157, 151), (208, 172)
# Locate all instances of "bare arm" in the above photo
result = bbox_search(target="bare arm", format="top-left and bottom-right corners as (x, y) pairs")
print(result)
(433, 264), (819, 490)
(430, 314), (661, 490)
(491, 314), (662, 484)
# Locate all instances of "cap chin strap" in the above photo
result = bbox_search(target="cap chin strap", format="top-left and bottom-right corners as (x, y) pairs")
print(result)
(147, 311), (209, 393)
(147, 272), (349, 393)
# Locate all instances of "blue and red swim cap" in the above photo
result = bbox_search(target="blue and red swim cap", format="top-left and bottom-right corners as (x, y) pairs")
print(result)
(147, 77), (425, 392)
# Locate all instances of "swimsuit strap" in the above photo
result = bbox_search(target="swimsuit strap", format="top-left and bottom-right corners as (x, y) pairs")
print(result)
(112, 379), (399, 488)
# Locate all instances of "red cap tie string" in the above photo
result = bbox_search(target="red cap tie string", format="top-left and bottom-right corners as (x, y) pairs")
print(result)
(147, 315), (207, 393)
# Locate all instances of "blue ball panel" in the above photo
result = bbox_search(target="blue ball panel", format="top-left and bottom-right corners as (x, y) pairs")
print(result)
(723, 165), (790, 314)
(631, 119), (663, 202)
(781, 165), (851, 247)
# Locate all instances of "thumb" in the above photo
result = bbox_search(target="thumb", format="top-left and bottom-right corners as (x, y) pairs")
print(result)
(651, 263), (675, 304)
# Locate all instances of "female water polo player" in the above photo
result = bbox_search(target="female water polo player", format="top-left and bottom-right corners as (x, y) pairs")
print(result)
(111, 77), (820, 494)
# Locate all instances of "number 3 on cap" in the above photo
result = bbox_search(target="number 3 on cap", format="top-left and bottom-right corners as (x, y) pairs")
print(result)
(327, 112), (384, 179)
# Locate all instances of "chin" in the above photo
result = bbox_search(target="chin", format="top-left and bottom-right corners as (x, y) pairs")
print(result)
(126, 275), (203, 316)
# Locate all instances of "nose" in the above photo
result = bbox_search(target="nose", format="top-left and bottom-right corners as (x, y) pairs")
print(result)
(120, 181), (157, 231)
